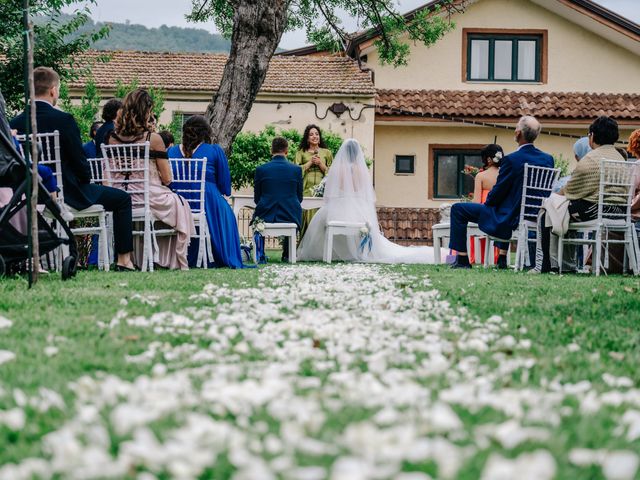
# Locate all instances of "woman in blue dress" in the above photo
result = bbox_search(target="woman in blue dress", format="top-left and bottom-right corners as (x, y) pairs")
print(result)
(167, 115), (245, 268)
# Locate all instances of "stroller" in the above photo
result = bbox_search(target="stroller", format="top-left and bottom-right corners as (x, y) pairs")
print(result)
(0, 90), (77, 279)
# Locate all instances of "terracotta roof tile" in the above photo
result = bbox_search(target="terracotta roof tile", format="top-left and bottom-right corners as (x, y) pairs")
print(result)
(376, 89), (640, 121)
(70, 50), (375, 96)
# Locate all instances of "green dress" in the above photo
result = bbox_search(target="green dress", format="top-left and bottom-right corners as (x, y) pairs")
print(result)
(294, 148), (333, 237)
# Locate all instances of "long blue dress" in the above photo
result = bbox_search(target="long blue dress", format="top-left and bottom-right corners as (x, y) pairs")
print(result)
(167, 143), (245, 268)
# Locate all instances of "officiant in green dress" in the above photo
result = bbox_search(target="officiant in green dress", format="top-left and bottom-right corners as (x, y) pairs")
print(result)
(294, 124), (333, 237)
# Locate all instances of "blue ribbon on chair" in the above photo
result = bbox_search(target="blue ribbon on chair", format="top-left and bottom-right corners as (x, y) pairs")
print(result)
(359, 233), (372, 254)
(254, 232), (267, 264)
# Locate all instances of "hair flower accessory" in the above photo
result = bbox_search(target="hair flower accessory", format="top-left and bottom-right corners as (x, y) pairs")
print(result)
(493, 151), (503, 164)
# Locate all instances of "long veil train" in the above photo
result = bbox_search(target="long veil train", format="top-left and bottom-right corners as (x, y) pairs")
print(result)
(297, 139), (442, 264)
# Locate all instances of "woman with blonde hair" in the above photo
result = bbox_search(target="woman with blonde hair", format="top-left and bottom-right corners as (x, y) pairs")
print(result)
(106, 88), (194, 270)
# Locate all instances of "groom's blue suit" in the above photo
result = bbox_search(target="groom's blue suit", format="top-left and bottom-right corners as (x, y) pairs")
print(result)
(449, 144), (554, 252)
(253, 154), (303, 229)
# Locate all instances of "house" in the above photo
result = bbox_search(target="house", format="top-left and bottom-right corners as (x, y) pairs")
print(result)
(286, 0), (640, 244)
(70, 0), (640, 245)
(70, 51), (377, 159)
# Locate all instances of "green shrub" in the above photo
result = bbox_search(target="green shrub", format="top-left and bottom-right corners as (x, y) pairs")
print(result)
(59, 79), (101, 143)
(553, 153), (572, 177)
(228, 126), (345, 190)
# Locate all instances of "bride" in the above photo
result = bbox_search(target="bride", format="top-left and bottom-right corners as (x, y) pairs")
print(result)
(297, 139), (444, 264)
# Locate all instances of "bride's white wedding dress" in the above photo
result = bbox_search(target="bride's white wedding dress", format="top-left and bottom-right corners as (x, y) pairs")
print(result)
(297, 139), (444, 264)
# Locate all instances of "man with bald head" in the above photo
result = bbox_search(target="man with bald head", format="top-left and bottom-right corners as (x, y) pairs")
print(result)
(449, 115), (554, 269)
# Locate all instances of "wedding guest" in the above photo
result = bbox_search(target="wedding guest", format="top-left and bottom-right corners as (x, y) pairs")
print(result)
(294, 124), (333, 237)
(10, 67), (135, 271)
(574, 136), (591, 162)
(167, 115), (245, 269)
(106, 88), (194, 270)
(449, 116), (554, 269)
(254, 136), (303, 262)
(627, 130), (640, 229)
(95, 98), (122, 153)
(469, 144), (503, 264)
(82, 121), (103, 158)
(534, 116), (626, 273)
(159, 130), (175, 149)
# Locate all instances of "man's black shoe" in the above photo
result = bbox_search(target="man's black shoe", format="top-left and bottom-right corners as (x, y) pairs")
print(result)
(496, 255), (508, 270)
(450, 258), (472, 269)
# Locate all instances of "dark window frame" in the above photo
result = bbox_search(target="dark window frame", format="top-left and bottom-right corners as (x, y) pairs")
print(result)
(433, 149), (483, 199)
(394, 154), (415, 175)
(466, 33), (542, 83)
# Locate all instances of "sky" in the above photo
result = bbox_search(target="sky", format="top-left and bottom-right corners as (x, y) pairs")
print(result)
(65, 0), (640, 50)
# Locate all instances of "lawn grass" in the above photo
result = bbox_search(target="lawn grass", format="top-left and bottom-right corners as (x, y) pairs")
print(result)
(0, 261), (639, 478)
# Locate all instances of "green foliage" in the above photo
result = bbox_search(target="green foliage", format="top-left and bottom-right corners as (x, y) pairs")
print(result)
(554, 153), (572, 177)
(59, 79), (101, 142)
(0, 0), (109, 113)
(227, 126), (344, 191)
(189, 0), (460, 67)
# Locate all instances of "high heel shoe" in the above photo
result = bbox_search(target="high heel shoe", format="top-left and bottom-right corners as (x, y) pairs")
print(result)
(115, 264), (137, 272)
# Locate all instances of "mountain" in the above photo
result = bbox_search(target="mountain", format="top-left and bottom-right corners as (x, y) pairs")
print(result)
(90, 21), (231, 53)
(39, 14), (232, 53)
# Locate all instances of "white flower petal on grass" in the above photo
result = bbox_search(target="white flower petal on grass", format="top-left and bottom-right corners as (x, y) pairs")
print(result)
(602, 451), (639, 480)
(481, 450), (556, 480)
(0, 350), (15, 365)
(567, 343), (581, 352)
(394, 473), (432, 480)
(0, 316), (13, 329)
(568, 448), (605, 467)
(620, 410), (640, 441)
(44, 346), (58, 357)
(603, 374), (634, 389)
(0, 408), (25, 430)
(330, 457), (373, 480)
(485, 420), (551, 450)
(428, 402), (463, 433)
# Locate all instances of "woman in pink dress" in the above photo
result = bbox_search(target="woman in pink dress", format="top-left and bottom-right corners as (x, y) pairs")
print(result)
(469, 144), (503, 264)
(106, 89), (194, 270)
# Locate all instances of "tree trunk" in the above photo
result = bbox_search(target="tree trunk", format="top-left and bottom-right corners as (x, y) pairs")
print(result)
(206, 0), (288, 154)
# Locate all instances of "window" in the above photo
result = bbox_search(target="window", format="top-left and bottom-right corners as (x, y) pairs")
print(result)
(433, 149), (483, 199)
(467, 33), (542, 82)
(395, 155), (415, 175)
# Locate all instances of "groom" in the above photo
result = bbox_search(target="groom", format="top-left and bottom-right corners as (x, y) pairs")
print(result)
(449, 115), (554, 269)
(253, 136), (303, 262)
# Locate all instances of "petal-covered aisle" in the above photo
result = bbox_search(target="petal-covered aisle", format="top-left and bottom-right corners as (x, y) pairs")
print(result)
(1, 264), (639, 479)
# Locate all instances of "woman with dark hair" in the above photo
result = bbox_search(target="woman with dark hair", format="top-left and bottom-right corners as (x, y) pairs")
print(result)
(95, 98), (122, 152)
(106, 88), (194, 270)
(294, 124), (333, 236)
(469, 144), (503, 263)
(167, 115), (244, 268)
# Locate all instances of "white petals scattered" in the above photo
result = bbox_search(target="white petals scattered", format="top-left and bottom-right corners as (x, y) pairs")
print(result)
(481, 450), (556, 480)
(602, 451), (639, 480)
(1, 264), (639, 478)
(0, 316), (13, 329)
(603, 374), (634, 389)
(0, 350), (16, 365)
(0, 408), (25, 430)
(44, 346), (58, 357)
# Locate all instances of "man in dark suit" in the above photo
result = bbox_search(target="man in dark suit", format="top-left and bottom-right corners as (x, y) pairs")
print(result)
(253, 136), (303, 262)
(11, 67), (135, 270)
(449, 116), (554, 269)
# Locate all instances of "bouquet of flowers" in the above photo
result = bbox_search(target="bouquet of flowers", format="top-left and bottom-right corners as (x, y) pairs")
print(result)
(250, 217), (267, 264)
(312, 177), (327, 197)
(359, 224), (372, 254)
(461, 164), (481, 178)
